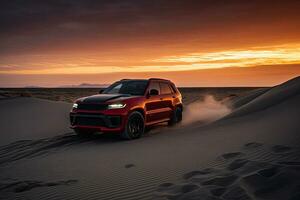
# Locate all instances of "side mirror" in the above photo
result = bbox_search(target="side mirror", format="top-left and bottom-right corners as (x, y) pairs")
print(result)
(149, 89), (159, 96)
(99, 89), (104, 94)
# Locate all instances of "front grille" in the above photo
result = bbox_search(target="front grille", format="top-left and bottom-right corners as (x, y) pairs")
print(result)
(77, 103), (107, 110)
(70, 113), (121, 128)
(75, 117), (105, 126)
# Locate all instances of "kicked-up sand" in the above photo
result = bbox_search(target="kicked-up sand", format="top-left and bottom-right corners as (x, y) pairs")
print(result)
(0, 77), (299, 200)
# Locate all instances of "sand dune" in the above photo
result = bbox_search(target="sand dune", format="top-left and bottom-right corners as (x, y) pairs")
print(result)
(0, 77), (300, 200)
(226, 76), (300, 119)
(229, 88), (269, 109)
(0, 97), (72, 146)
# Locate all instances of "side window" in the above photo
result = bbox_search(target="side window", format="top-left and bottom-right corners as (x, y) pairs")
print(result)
(160, 82), (173, 95)
(148, 82), (160, 95)
(170, 83), (178, 93)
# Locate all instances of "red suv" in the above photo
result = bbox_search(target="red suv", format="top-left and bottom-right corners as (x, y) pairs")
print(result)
(70, 78), (183, 139)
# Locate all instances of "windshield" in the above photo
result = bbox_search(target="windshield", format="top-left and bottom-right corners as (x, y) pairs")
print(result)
(102, 80), (148, 96)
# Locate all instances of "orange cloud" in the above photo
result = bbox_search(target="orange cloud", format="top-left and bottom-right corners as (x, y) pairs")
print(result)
(1, 43), (300, 75)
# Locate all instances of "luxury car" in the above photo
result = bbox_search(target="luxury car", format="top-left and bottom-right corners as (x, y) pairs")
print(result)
(70, 78), (183, 139)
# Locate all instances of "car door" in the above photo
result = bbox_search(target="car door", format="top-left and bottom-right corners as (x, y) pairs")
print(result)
(144, 81), (166, 123)
(159, 82), (174, 119)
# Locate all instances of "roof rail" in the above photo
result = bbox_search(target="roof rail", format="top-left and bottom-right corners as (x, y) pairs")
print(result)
(120, 79), (131, 81)
(148, 78), (169, 81)
(118, 78), (169, 82)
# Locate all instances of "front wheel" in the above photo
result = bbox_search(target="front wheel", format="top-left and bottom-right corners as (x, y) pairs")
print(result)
(168, 106), (183, 126)
(121, 111), (145, 140)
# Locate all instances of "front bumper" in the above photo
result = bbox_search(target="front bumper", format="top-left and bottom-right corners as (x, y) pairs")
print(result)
(70, 112), (125, 133)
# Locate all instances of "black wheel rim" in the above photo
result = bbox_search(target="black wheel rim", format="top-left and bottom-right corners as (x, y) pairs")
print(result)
(128, 115), (143, 137)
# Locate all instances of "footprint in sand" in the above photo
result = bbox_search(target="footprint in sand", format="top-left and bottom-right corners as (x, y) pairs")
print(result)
(243, 142), (263, 148)
(221, 152), (244, 160)
(158, 182), (174, 188)
(201, 175), (238, 187)
(183, 168), (215, 180)
(180, 183), (200, 193)
(242, 171), (284, 197)
(124, 164), (135, 168)
(257, 166), (280, 178)
(227, 159), (249, 170)
(271, 145), (293, 153)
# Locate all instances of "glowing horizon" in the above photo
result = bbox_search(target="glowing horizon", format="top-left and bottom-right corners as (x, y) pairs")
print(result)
(1, 43), (300, 75)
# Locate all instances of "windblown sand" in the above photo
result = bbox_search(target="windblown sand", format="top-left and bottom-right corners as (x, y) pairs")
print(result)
(0, 78), (299, 200)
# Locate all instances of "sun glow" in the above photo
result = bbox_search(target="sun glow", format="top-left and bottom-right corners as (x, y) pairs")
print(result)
(1, 44), (300, 74)
(154, 44), (300, 66)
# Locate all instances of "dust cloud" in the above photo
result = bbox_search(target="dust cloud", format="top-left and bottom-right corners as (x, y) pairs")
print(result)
(183, 95), (231, 125)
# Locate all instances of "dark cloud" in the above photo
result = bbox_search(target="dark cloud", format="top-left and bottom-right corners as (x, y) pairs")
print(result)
(0, 0), (300, 55)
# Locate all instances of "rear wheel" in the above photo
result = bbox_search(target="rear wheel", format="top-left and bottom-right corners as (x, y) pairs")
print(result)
(121, 111), (145, 140)
(168, 106), (182, 126)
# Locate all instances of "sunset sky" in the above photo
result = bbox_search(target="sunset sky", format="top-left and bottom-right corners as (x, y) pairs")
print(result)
(1, 0), (300, 87)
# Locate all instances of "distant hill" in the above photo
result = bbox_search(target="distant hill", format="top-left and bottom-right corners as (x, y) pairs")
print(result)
(22, 83), (110, 88)
(58, 83), (109, 88)
(24, 86), (44, 88)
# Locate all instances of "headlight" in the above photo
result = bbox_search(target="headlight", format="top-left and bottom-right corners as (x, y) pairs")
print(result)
(72, 103), (78, 109)
(108, 103), (126, 109)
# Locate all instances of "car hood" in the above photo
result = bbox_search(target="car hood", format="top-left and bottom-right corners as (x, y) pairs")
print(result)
(78, 94), (131, 104)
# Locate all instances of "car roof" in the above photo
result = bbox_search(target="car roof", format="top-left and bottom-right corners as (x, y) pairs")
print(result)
(119, 78), (170, 82)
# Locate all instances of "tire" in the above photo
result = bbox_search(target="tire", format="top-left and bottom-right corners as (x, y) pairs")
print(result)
(121, 111), (145, 140)
(74, 129), (94, 137)
(168, 106), (182, 126)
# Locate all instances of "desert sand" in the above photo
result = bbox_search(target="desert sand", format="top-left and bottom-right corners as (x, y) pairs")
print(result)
(0, 97), (72, 146)
(0, 77), (299, 200)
